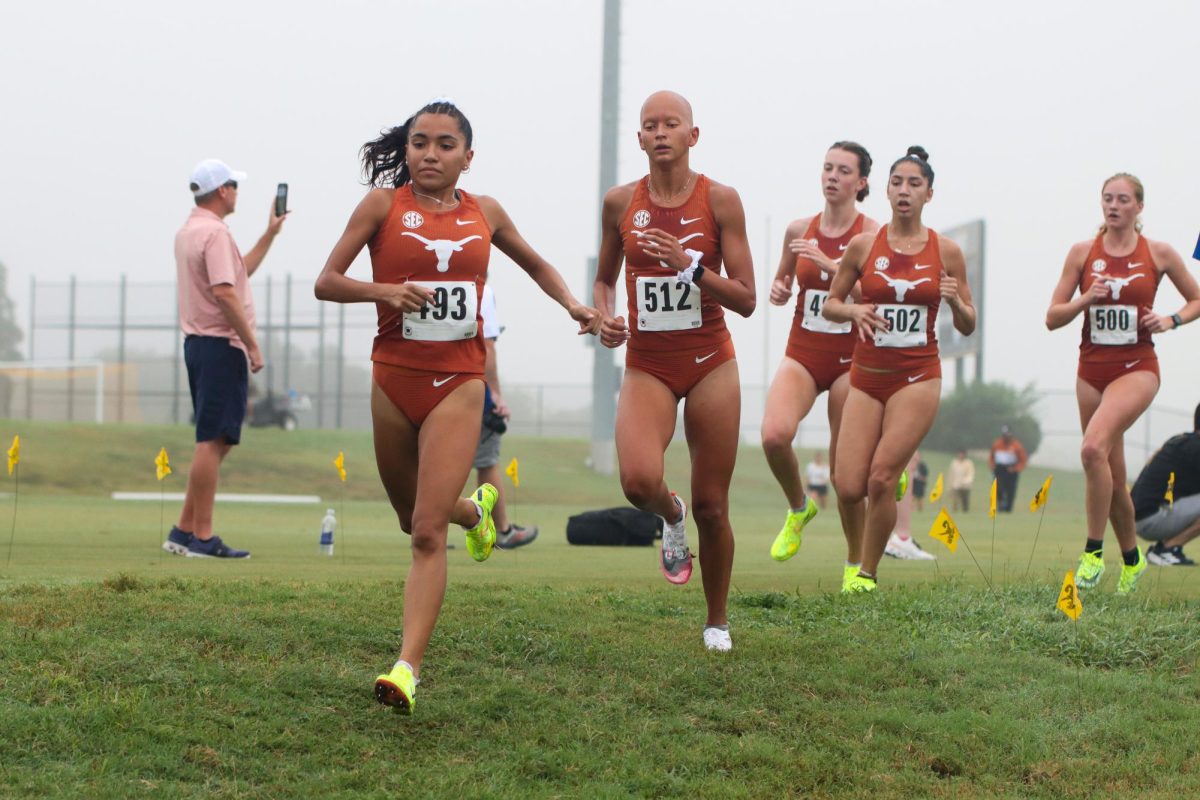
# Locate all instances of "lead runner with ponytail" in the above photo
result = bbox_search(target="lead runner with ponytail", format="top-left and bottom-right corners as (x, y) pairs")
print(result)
(823, 146), (975, 592)
(315, 99), (599, 713)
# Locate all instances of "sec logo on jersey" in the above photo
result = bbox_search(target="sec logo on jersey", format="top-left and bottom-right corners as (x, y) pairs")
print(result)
(402, 211), (424, 229)
(633, 210), (651, 228)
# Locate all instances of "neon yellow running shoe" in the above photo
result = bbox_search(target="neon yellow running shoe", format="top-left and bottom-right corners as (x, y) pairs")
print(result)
(464, 483), (498, 562)
(374, 661), (416, 714)
(1117, 548), (1147, 595)
(843, 572), (878, 594)
(1075, 550), (1105, 589)
(769, 497), (818, 562)
(896, 470), (909, 502)
(841, 564), (861, 593)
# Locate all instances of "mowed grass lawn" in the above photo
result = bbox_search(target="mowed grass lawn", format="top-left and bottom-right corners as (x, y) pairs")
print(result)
(2, 420), (1199, 798)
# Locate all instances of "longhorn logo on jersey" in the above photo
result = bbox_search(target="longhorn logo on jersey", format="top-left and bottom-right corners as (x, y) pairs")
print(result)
(1105, 273), (1145, 300)
(633, 210), (651, 228)
(402, 211), (424, 229)
(877, 273), (931, 302)
(874, 256), (890, 272)
(400, 232), (483, 273)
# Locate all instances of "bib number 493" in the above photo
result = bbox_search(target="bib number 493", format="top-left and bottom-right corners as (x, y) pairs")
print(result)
(403, 281), (478, 341)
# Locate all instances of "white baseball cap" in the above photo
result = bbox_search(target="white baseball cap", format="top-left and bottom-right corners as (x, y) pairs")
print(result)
(189, 159), (248, 195)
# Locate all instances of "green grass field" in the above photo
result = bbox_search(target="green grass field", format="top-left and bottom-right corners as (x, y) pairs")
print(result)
(2, 420), (1198, 798)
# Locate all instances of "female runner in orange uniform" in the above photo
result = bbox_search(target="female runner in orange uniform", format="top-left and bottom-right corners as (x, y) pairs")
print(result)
(761, 142), (880, 591)
(823, 146), (976, 592)
(594, 91), (755, 651)
(1046, 173), (1200, 594)
(315, 99), (599, 713)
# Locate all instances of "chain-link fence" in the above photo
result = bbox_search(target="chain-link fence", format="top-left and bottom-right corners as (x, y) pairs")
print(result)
(9, 276), (1193, 475)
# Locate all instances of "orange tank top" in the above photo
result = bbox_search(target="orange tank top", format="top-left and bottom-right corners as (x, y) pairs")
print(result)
(787, 212), (864, 356)
(855, 227), (944, 371)
(368, 185), (491, 373)
(1078, 234), (1160, 362)
(619, 174), (729, 352)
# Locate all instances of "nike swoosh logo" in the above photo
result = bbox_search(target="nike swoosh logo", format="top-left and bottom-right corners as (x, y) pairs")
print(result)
(432, 374), (459, 387)
(1124, 360), (1140, 369)
(914, 264), (932, 270)
(838, 244), (848, 251)
(1129, 262), (1142, 268)
(678, 232), (704, 245)
(455, 219), (476, 226)
(907, 373), (927, 383)
(695, 351), (718, 364)
(839, 357), (853, 364)
(680, 216), (701, 225)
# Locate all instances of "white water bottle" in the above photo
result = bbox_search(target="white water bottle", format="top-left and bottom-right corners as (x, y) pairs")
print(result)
(319, 508), (336, 555)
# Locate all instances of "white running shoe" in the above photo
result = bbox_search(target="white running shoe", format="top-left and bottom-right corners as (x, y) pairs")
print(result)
(885, 533), (937, 560)
(658, 494), (693, 584)
(703, 626), (732, 652)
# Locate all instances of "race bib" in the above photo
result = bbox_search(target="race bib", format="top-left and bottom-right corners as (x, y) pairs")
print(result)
(402, 281), (478, 341)
(874, 304), (927, 348)
(636, 276), (702, 332)
(1088, 304), (1137, 345)
(800, 289), (851, 335)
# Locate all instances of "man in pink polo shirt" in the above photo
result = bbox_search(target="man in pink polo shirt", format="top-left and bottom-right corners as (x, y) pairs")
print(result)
(163, 158), (287, 558)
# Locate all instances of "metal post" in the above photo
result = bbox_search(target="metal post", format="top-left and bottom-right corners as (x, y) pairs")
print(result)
(117, 274), (127, 422)
(283, 273), (292, 394)
(264, 274), (273, 393)
(317, 299), (326, 428)
(67, 275), (76, 421)
(336, 303), (345, 428)
(25, 276), (34, 419)
(588, 0), (621, 475)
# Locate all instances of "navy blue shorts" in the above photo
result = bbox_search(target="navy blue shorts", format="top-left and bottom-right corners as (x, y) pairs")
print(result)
(185, 336), (248, 444)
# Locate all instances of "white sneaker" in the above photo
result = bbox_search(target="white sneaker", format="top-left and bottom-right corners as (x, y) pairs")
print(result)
(885, 533), (936, 560)
(703, 626), (732, 652)
(658, 494), (693, 584)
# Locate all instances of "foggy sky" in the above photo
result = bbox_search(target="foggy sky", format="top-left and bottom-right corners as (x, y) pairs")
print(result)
(2, 0), (1198, 419)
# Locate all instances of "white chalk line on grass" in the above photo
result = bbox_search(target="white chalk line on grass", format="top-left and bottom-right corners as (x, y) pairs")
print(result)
(113, 492), (321, 504)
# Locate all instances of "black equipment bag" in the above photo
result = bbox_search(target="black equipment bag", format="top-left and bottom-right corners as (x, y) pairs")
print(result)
(566, 507), (662, 546)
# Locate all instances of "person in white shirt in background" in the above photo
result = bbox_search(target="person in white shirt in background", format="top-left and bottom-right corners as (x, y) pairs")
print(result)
(804, 451), (831, 510)
(885, 451), (936, 560)
(473, 284), (538, 549)
(948, 449), (976, 512)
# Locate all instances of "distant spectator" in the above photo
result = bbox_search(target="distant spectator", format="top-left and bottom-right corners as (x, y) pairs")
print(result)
(989, 426), (1028, 513)
(1132, 404), (1200, 566)
(804, 451), (831, 510)
(948, 449), (976, 512)
(911, 452), (929, 511)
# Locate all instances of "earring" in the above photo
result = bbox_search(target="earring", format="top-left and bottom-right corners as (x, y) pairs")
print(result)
(462, 166), (471, 174)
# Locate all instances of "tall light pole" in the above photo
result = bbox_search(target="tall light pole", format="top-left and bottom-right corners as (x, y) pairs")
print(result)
(588, 0), (620, 474)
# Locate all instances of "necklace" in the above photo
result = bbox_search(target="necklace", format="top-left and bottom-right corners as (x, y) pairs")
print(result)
(888, 225), (925, 252)
(649, 171), (694, 204)
(412, 188), (460, 209)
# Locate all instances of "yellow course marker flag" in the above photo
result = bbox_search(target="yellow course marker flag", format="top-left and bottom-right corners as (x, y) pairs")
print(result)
(505, 457), (519, 488)
(1029, 475), (1053, 512)
(1056, 571), (1082, 620)
(6, 435), (19, 475)
(1166, 472), (1175, 507)
(989, 478), (998, 519)
(333, 451), (347, 482)
(928, 508), (961, 553)
(155, 447), (172, 481)
(929, 472), (944, 503)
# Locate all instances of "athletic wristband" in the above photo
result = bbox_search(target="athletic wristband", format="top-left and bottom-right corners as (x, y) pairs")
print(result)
(1172, 313), (1183, 329)
(676, 249), (704, 284)
(692, 264), (706, 283)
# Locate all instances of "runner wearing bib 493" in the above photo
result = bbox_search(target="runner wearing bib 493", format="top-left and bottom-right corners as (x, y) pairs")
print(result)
(822, 146), (976, 593)
(1046, 172), (1200, 596)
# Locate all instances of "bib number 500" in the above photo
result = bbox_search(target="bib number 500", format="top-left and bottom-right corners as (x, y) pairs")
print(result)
(1088, 304), (1136, 346)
